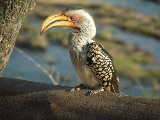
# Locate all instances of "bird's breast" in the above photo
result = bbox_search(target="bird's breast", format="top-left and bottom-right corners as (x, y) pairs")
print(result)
(68, 40), (100, 88)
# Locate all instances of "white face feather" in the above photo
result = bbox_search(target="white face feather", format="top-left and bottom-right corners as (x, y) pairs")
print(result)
(66, 9), (96, 39)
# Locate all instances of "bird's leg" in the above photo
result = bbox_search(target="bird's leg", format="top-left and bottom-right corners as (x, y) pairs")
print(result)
(71, 83), (87, 91)
(89, 86), (105, 95)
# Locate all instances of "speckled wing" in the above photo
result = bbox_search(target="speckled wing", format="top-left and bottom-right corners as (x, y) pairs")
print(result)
(86, 42), (119, 93)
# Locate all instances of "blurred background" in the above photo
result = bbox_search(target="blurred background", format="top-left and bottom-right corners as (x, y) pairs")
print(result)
(2, 0), (160, 97)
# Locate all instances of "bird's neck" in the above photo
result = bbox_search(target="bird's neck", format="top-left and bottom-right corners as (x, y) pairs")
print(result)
(68, 31), (94, 63)
(68, 23), (96, 64)
(79, 20), (96, 39)
(69, 30), (94, 47)
(69, 21), (96, 44)
(68, 19), (96, 54)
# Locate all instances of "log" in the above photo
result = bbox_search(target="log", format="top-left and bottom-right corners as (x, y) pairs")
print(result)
(0, 77), (159, 120)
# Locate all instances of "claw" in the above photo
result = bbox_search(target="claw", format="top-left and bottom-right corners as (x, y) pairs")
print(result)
(89, 86), (105, 95)
(70, 87), (81, 91)
(70, 83), (86, 91)
(70, 88), (75, 91)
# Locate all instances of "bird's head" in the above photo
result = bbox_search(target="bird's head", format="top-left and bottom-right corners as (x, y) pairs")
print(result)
(40, 6), (96, 38)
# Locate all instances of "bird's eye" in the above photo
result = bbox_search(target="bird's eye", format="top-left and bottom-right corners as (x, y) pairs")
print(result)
(70, 16), (76, 21)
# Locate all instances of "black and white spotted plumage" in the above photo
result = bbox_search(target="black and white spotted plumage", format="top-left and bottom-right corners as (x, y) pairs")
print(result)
(41, 6), (120, 95)
(65, 7), (120, 94)
(86, 42), (119, 93)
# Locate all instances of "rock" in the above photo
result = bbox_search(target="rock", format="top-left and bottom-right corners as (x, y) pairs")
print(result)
(0, 77), (160, 120)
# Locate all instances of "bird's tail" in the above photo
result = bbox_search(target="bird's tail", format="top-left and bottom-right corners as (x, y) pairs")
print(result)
(106, 77), (119, 93)
(110, 80), (119, 93)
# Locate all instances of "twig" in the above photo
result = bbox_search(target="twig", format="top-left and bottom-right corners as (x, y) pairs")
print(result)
(14, 47), (58, 85)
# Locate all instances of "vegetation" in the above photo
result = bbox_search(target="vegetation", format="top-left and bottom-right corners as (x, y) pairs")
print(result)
(30, 0), (160, 39)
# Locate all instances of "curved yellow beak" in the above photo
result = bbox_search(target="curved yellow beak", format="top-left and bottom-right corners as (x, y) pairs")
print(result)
(40, 12), (74, 35)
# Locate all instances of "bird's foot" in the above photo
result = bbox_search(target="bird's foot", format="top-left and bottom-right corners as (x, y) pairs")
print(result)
(71, 83), (87, 91)
(89, 86), (105, 95)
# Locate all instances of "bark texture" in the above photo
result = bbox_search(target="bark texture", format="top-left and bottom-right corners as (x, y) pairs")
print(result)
(0, 77), (160, 120)
(0, 0), (36, 73)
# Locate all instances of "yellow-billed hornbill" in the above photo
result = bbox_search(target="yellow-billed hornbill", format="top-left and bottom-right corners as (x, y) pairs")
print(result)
(40, 6), (119, 95)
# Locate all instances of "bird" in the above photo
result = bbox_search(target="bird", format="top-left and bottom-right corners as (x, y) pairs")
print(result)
(40, 6), (119, 95)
